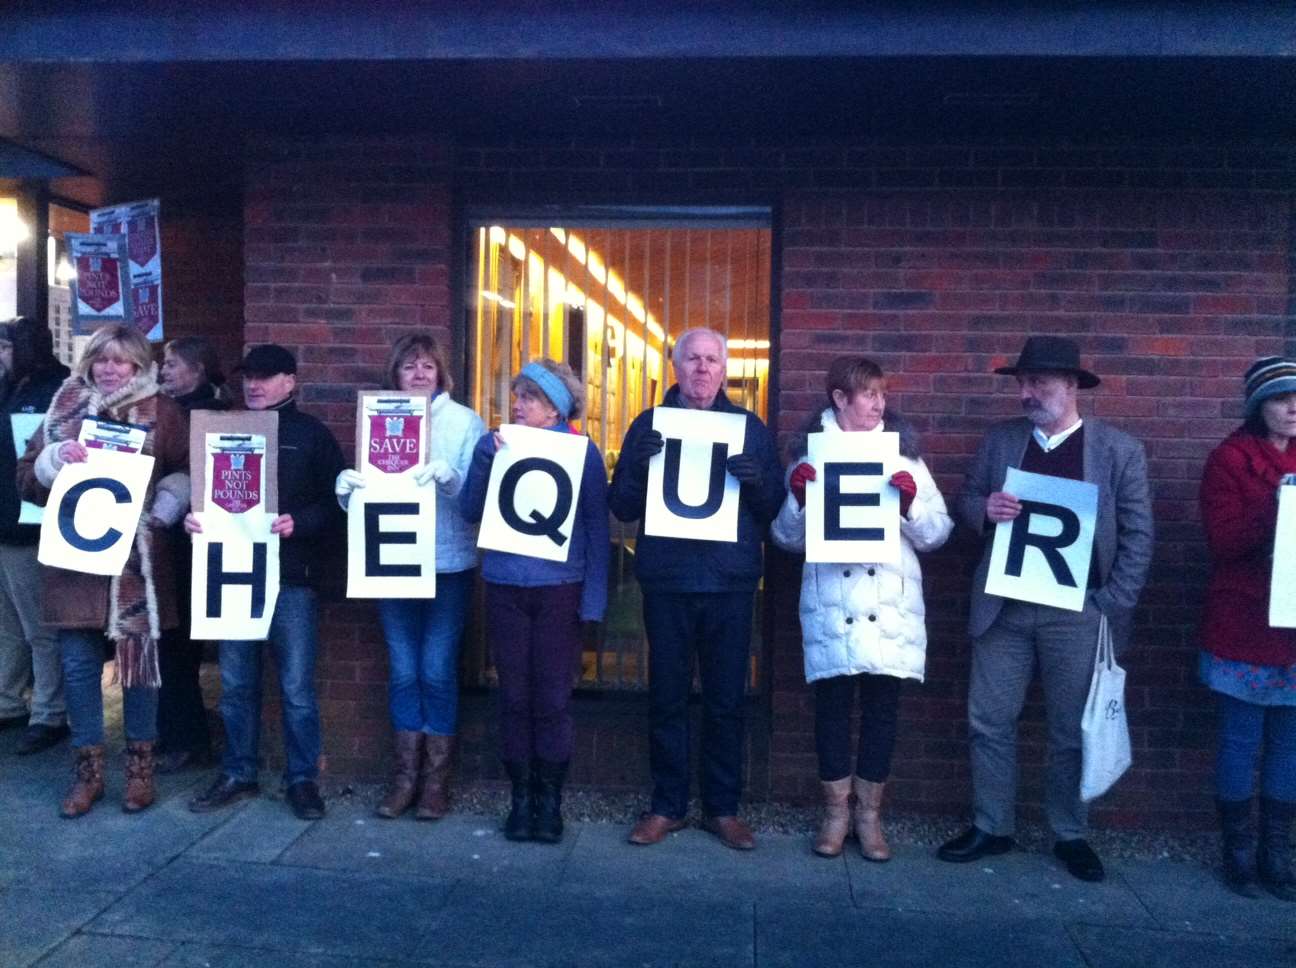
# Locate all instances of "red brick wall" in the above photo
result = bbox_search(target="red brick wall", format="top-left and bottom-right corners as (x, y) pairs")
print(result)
(244, 136), (1294, 827)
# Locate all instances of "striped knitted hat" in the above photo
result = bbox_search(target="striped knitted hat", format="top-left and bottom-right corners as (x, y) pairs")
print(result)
(1244, 356), (1296, 417)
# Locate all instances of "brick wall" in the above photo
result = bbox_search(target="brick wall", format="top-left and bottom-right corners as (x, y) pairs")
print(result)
(244, 136), (1295, 828)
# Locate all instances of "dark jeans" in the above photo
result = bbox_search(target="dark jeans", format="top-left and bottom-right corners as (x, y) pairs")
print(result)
(61, 629), (158, 748)
(643, 590), (753, 819)
(813, 672), (903, 783)
(378, 569), (473, 735)
(218, 585), (321, 786)
(1216, 692), (1296, 802)
(157, 627), (211, 755)
(486, 581), (582, 763)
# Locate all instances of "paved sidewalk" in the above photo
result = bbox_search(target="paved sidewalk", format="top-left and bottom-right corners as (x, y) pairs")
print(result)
(3, 731), (1294, 967)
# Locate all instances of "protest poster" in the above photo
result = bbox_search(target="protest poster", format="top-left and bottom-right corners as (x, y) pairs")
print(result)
(10, 414), (44, 524)
(355, 391), (429, 479)
(985, 467), (1098, 612)
(37, 448), (155, 576)
(66, 233), (133, 333)
(476, 424), (588, 563)
(188, 411), (281, 640)
(804, 430), (900, 564)
(643, 407), (746, 542)
(347, 478), (437, 599)
(78, 416), (147, 453)
(1270, 480), (1296, 628)
(91, 198), (163, 340)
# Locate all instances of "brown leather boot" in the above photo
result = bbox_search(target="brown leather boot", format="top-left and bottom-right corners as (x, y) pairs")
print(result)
(852, 776), (891, 862)
(60, 745), (105, 819)
(812, 777), (853, 858)
(415, 734), (455, 821)
(123, 741), (156, 813)
(375, 731), (422, 819)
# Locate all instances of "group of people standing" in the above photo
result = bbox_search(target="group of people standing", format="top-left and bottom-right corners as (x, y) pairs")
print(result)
(1, 316), (1293, 900)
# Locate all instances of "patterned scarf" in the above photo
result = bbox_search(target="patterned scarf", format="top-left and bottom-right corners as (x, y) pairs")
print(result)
(44, 367), (163, 688)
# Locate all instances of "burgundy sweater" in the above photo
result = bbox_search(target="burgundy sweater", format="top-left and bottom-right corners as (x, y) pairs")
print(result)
(1199, 429), (1296, 666)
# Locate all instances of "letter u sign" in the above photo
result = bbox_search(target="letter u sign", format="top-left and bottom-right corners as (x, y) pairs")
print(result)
(644, 408), (747, 541)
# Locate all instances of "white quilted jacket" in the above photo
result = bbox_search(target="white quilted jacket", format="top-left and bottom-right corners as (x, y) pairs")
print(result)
(770, 409), (953, 684)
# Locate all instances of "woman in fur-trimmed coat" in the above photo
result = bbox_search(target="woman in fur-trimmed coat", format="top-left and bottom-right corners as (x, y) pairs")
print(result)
(17, 325), (190, 819)
(771, 356), (952, 861)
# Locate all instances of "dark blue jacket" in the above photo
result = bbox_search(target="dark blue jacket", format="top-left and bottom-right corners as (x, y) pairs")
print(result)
(608, 385), (784, 594)
(459, 424), (610, 622)
(268, 397), (345, 588)
(0, 361), (70, 544)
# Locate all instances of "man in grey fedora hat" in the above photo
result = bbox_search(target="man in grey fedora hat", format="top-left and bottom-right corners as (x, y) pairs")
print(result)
(938, 335), (1153, 882)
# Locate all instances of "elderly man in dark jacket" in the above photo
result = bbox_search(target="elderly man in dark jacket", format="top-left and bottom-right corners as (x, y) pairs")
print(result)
(187, 344), (345, 820)
(609, 327), (784, 850)
(0, 317), (70, 755)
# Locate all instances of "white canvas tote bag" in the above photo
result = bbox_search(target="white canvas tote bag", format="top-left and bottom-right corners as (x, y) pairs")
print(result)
(1080, 613), (1132, 802)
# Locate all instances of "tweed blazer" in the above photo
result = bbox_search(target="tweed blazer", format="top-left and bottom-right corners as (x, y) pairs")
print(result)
(956, 416), (1154, 652)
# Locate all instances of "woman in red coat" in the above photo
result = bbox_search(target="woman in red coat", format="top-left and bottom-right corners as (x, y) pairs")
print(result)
(1199, 356), (1296, 901)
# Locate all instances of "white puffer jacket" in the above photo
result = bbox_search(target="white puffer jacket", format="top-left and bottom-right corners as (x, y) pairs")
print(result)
(770, 408), (953, 684)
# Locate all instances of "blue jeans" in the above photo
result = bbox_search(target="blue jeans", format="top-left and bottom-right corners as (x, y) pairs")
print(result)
(60, 629), (158, 748)
(378, 569), (473, 735)
(1216, 693), (1296, 802)
(219, 585), (321, 786)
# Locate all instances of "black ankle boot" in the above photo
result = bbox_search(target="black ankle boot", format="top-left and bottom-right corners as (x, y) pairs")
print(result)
(1258, 797), (1296, 902)
(503, 761), (531, 842)
(530, 759), (568, 844)
(1217, 799), (1261, 898)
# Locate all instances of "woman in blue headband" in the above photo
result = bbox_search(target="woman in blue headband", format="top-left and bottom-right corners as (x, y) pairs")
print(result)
(460, 358), (609, 843)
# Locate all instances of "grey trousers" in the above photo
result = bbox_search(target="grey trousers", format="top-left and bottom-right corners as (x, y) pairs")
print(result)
(0, 543), (64, 725)
(968, 599), (1101, 842)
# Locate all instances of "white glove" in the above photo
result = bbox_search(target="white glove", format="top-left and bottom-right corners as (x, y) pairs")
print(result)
(334, 468), (367, 509)
(34, 441), (66, 488)
(149, 489), (185, 527)
(413, 458), (459, 492)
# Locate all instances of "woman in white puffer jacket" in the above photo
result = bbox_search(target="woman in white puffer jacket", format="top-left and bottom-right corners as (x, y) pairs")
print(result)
(771, 356), (952, 861)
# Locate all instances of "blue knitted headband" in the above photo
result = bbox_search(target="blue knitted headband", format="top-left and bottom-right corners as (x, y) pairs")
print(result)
(519, 362), (574, 419)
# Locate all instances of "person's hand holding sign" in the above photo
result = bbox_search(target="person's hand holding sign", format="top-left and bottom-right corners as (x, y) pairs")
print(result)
(789, 462), (816, 508)
(270, 514), (294, 538)
(629, 429), (664, 470)
(986, 490), (1022, 523)
(57, 440), (89, 465)
(889, 470), (917, 518)
(725, 453), (761, 485)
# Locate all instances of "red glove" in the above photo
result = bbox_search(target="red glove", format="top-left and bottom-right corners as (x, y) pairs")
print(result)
(789, 462), (816, 508)
(890, 470), (917, 517)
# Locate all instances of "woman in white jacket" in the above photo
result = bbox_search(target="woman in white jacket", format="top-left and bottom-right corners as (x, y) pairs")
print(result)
(335, 333), (484, 821)
(771, 356), (952, 861)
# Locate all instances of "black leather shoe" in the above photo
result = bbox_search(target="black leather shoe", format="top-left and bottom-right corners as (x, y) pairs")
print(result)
(1054, 839), (1105, 882)
(937, 826), (1015, 863)
(156, 748), (212, 775)
(0, 713), (27, 731)
(189, 774), (259, 813)
(286, 780), (325, 820)
(14, 722), (70, 755)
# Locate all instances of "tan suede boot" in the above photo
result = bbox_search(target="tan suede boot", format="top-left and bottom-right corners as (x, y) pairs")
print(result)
(60, 745), (105, 818)
(123, 741), (156, 813)
(415, 734), (455, 821)
(852, 776), (891, 862)
(375, 731), (422, 819)
(812, 778), (853, 857)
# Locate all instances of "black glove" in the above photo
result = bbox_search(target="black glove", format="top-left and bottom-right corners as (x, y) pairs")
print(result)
(726, 453), (761, 485)
(629, 430), (664, 469)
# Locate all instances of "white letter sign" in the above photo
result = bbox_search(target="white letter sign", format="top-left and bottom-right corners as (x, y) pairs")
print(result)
(1271, 480), (1296, 628)
(347, 480), (437, 599)
(191, 510), (280, 641)
(805, 430), (900, 564)
(985, 467), (1098, 612)
(477, 424), (588, 563)
(644, 407), (746, 542)
(38, 448), (155, 576)
(10, 414), (44, 524)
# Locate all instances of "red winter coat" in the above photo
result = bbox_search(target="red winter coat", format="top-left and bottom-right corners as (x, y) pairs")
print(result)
(1199, 429), (1296, 666)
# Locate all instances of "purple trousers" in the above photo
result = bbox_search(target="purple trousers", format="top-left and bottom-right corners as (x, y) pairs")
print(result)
(486, 582), (583, 763)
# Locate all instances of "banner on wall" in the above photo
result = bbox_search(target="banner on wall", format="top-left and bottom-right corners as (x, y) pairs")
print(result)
(477, 424), (588, 563)
(37, 448), (155, 576)
(10, 414), (45, 525)
(984, 467), (1098, 612)
(91, 199), (163, 341)
(1271, 480), (1296, 628)
(804, 430), (900, 564)
(66, 233), (133, 334)
(188, 411), (281, 640)
(643, 407), (746, 542)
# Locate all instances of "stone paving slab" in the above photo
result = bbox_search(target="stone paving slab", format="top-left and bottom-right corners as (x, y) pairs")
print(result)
(31, 933), (178, 968)
(0, 888), (119, 968)
(1114, 859), (1296, 940)
(156, 943), (430, 967)
(1066, 922), (1296, 968)
(183, 796), (313, 864)
(85, 859), (453, 961)
(844, 845), (1158, 927)
(755, 900), (1089, 968)
(278, 806), (575, 884)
